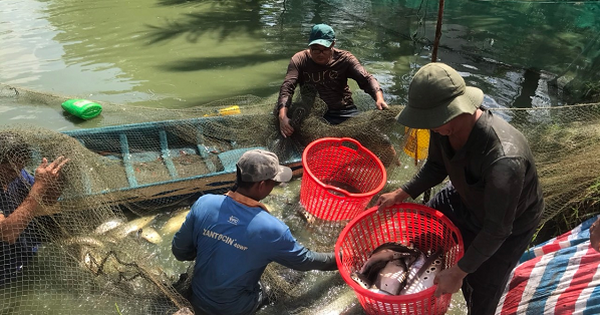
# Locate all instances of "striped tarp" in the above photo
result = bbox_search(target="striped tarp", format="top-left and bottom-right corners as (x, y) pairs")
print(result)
(496, 215), (600, 315)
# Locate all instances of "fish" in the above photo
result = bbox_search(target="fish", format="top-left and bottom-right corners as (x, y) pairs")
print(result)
(351, 242), (420, 292)
(370, 242), (421, 256)
(369, 288), (392, 295)
(358, 243), (420, 278)
(399, 249), (444, 295)
(402, 252), (427, 289)
(172, 308), (194, 315)
(360, 252), (392, 284)
(373, 258), (409, 295)
(93, 217), (126, 234)
(160, 208), (191, 236)
(61, 235), (106, 249)
(58, 235), (109, 273)
(136, 227), (163, 244)
(350, 272), (372, 290)
(106, 214), (158, 241)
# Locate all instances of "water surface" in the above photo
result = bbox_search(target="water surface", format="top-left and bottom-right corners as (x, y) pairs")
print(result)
(2, 0), (598, 129)
(1, 0), (598, 314)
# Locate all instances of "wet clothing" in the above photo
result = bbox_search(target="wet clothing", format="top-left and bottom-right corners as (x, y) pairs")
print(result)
(428, 184), (539, 315)
(401, 108), (544, 314)
(402, 108), (544, 273)
(276, 48), (382, 122)
(0, 170), (40, 286)
(172, 191), (336, 315)
(322, 108), (360, 125)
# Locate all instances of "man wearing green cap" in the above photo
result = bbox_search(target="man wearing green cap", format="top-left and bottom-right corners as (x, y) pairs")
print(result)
(376, 62), (544, 314)
(276, 23), (388, 137)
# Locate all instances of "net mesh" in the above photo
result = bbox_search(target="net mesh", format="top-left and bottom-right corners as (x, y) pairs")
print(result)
(1, 82), (600, 314)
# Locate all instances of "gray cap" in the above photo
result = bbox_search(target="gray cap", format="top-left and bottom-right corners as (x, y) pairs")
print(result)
(396, 62), (484, 129)
(236, 149), (292, 183)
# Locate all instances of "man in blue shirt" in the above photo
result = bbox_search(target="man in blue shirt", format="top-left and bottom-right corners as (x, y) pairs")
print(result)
(0, 131), (69, 285)
(172, 149), (337, 315)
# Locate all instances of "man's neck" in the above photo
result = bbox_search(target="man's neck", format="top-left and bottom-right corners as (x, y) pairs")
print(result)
(448, 109), (483, 150)
(234, 187), (261, 202)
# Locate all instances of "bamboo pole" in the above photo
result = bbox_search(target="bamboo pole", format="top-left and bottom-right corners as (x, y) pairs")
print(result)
(432, 0), (446, 62)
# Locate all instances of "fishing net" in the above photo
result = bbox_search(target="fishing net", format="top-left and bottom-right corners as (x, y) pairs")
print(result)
(1, 81), (600, 314)
(495, 103), (600, 241)
(0, 83), (404, 315)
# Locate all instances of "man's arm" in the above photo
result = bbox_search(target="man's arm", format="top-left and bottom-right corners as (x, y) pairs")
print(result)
(278, 106), (294, 138)
(277, 245), (337, 271)
(0, 156), (69, 244)
(345, 53), (387, 109)
(433, 158), (527, 297)
(591, 217), (600, 252)
(276, 54), (302, 137)
(271, 229), (337, 271)
(172, 210), (197, 261)
(379, 133), (447, 209)
(374, 89), (388, 110)
(458, 158), (526, 273)
(0, 196), (37, 244)
(276, 60), (300, 111)
(434, 264), (468, 297)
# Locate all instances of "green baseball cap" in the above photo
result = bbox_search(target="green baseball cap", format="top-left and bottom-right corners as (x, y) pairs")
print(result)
(308, 24), (335, 47)
(396, 62), (484, 129)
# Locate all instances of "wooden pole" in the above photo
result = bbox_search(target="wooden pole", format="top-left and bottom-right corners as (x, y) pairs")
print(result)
(432, 0), (446, 62)
(419, 0), (446, 204)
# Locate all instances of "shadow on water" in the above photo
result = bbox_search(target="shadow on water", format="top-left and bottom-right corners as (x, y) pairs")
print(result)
(182, 86), (281, 107)
(158, 53), (293, 72)
(157, 0), (244, 6)
(142, 0), (422, 105)
(513, 68), (543, 109)
(145, 1), (270, 45)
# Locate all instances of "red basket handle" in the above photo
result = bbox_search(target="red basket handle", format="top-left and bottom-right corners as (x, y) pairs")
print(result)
(339, 137), (363, 153)
(322, 183), (351, 197)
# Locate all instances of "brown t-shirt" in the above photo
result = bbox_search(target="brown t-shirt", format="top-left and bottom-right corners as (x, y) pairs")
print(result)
(276, 48), (382, 111)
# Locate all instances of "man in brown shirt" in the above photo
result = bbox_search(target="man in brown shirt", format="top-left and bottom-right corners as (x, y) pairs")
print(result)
(276, 24), (388, 137)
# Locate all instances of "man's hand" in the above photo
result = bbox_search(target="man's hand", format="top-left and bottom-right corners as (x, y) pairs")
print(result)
(279, 116), (294, 138)
(278, 107), (294, 138)
(590, 217), (600, 252)
(433, 264), (467, 297)
(375, 189), (409, 211)
(376, 99), (389, 110)
(30, 156), (70, 212)
(375, 90), (388, 110)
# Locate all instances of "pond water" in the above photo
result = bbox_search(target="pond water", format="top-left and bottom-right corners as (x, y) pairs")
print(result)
(2, 0), (599, 126)
(1, 0), (599, 314)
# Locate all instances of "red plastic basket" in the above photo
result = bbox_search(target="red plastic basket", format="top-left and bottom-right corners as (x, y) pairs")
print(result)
(300, 137), (386, 221)
(335, 203), (464, 315)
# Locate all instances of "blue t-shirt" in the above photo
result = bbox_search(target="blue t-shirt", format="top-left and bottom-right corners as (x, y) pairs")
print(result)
(172, 194), (334, 315)
(0, 170), (40, 286)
